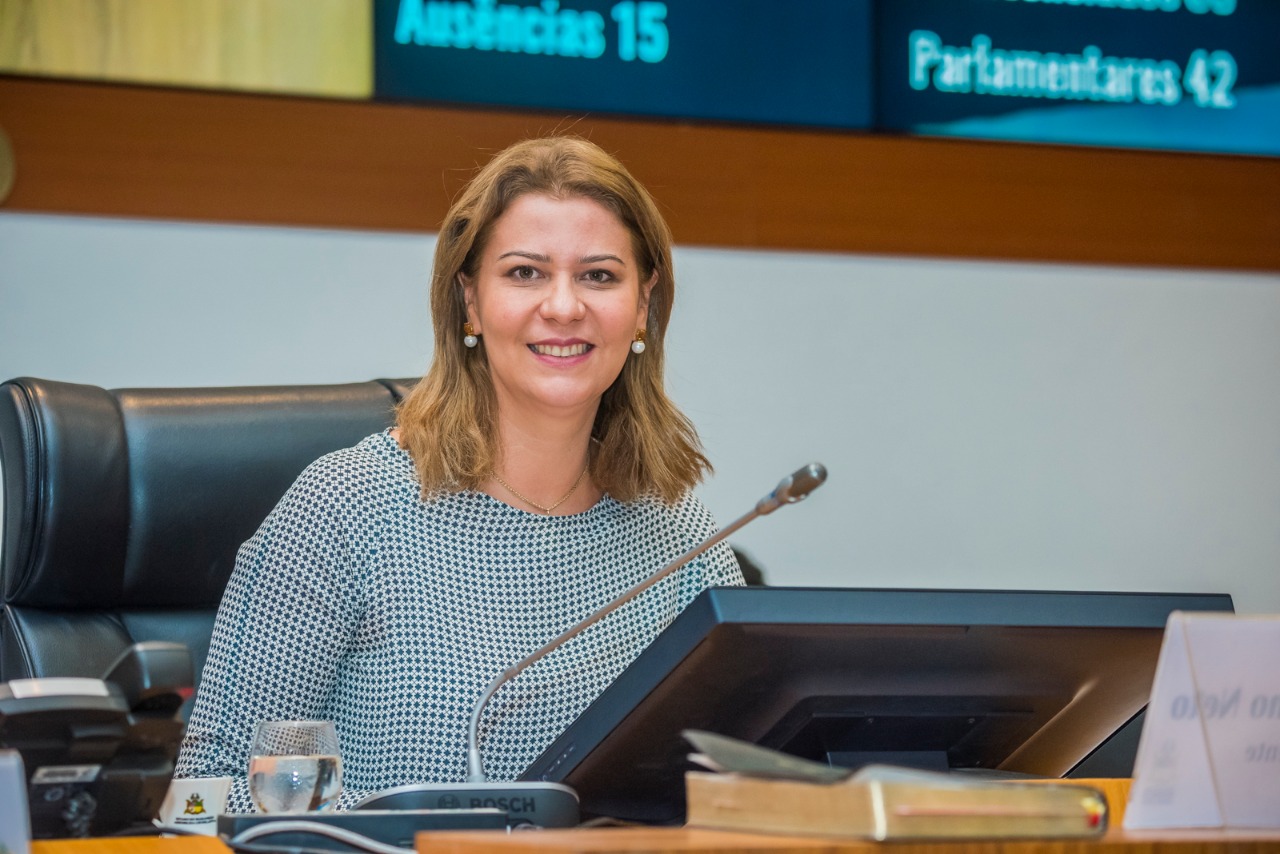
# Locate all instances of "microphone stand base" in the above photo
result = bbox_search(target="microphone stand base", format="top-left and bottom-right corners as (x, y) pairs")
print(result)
(354, 780), (580, 828)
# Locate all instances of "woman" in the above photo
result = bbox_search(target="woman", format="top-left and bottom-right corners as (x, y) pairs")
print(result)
(175, 137), (743, 811)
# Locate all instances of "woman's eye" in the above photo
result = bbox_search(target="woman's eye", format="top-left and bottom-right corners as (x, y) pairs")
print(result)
(511, 265), (539, 280)
(584, 269), (616, 284)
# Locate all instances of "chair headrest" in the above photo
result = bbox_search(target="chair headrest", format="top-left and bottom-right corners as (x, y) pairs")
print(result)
(1, 378), (412, 610)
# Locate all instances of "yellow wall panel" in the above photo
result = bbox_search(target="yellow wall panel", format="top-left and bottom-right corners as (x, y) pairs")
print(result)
(0, 0), (371, 98)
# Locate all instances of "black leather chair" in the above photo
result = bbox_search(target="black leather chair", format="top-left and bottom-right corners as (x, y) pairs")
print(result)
(0, 377), (416, 704)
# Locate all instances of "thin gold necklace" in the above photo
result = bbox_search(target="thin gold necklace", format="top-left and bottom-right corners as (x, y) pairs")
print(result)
(493, 464), (590, 515)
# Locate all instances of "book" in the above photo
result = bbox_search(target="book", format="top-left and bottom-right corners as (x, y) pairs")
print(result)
(681, 730), (1109, 841)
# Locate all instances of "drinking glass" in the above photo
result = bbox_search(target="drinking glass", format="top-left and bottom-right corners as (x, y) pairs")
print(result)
(247, 720), (343, 812)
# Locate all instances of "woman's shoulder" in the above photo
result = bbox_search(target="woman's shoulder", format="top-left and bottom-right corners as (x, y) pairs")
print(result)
(614, 489), (712, 517)
(277, 431), (417, 513)
(606, 490), (718, 538)
(301, 430), (412, 478)
(608, 491), (743, 587)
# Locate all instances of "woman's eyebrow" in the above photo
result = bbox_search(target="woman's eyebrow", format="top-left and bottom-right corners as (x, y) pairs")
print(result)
(497, 250), (551, 262)
(581, 254), (626, 265)
(494, 250), (625, 265)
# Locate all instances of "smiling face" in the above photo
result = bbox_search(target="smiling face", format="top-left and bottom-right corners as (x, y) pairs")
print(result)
(463, 193), (654, 426)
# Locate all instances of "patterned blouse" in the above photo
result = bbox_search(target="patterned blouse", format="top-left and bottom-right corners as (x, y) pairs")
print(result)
(174, 431), (743, 811)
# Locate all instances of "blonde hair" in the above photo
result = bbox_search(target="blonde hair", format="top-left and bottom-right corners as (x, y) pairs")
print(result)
(396, 137), (709, 503)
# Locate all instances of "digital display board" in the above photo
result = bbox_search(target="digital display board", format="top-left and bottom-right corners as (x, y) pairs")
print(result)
(375, 0), (875, 129)
(879, 0), (1280, 157)
(374, 0), (1280, 158)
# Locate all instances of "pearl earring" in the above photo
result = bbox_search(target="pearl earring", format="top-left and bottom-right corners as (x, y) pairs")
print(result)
(631, 329), (646, 354)
(463, 322), (479, 349)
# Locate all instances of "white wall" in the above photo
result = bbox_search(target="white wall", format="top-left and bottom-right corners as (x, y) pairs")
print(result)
(3, 211), (1278, 613)
(0, 213), (436, 385)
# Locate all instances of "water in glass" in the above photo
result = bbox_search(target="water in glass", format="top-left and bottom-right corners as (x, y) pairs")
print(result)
(248, 753), (342, 812)
(248, 720), (343, 812)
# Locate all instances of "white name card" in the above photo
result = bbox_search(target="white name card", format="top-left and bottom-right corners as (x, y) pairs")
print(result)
(1125, 611), (1280, 829)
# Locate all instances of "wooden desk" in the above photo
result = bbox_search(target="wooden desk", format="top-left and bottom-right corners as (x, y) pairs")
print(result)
(32, 839), (228, 854)
(417, 827), (1280, 854)
(31, 828), (1280, 854)
(408, 778), (1269, 854)
(26, 781), (1279, 854)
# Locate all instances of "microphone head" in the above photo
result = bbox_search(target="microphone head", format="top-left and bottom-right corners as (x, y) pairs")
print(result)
(757, 463), (828, 515)
(778, 463), (827, 503)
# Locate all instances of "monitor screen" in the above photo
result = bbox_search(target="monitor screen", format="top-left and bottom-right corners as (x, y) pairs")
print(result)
(519, 587), (1234, 823)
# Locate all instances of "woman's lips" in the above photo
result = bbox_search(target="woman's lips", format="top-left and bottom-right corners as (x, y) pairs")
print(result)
(529, 342), (593, 358)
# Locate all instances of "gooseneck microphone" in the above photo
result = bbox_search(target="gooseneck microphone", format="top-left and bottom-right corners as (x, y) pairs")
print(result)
(465, 461), (828, 784)
(355, 463), (828, 826)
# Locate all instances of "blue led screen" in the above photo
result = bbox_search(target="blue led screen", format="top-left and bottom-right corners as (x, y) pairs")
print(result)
(374, 0), (1280, 157)
(375, 0), (875, 129)
(879, 0), (1280, 157)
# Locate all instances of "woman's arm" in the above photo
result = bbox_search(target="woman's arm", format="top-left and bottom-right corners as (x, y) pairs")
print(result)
(174, 453), (368, 812)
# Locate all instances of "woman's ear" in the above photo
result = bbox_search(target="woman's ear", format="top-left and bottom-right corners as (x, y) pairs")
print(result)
(637, 272), (657, 327)
(460, 274), (480, 331)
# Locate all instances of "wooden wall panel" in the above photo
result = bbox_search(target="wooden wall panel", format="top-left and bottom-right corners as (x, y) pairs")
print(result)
(1, 75), (1277, 270)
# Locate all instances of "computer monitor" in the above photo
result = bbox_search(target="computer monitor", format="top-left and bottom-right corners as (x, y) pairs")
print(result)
(519, 587), (1234, 823)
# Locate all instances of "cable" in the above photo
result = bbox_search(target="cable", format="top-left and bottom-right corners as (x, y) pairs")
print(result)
(222, 838), (340, 854)
(229, 819), (415, 854)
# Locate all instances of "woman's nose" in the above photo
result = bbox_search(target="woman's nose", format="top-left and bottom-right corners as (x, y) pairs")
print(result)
(539, 275), (585, 322)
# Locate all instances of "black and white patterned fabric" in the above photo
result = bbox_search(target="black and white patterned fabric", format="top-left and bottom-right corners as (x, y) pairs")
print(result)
(174, 431), (743, 812)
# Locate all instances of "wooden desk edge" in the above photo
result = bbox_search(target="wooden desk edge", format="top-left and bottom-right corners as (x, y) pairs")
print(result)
(26, 827), (1280, 854)
(32, 837), (231, 854)
(27, 780), (1280, 854)
(412, 826), (1280, 854)
(24, 826), (1280, 854)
